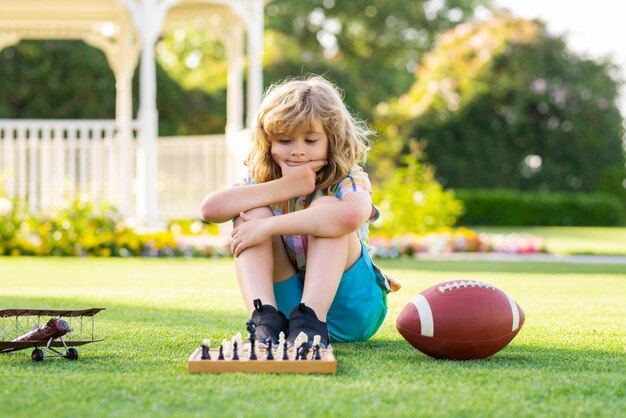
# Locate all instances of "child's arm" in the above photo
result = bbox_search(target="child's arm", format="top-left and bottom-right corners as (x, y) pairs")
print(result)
(200, 160), (327, 223)
(230, 192), (372, 256)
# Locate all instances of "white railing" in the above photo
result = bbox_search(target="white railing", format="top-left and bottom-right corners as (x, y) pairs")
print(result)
(0, 119), (139, 215)
(0, 119), (233, 221)
(158, 134), (228, 220)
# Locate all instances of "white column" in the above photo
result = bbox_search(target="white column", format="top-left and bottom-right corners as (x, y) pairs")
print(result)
(116, 67), (133, 216)
(224, 18), (248, 187)
(133, 0), (166, 227)
(226, 19), (244, 136)
(137, 41), (159, 226)
(114, 30), (140, 218)
(246, 0), (264, 129)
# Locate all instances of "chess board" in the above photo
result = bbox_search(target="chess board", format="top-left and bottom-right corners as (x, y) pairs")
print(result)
(187, 347), (337, 374)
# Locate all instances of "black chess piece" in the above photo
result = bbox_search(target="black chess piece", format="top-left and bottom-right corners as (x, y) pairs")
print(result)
(266, 339), (274, 360)
(201, 342), (211, 360)
(297, 342), (309, 360)
(232, 341), (239, 360)
(246, 320), (256, 339)
(249, 341), (257, 360)
(247, 320), (258, 360)
(313, 344), (322, 360)
(282, 341), (289, 360)
(218, 345), (224, 360)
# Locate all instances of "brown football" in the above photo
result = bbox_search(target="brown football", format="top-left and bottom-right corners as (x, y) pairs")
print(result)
(396, 280), (525, 360)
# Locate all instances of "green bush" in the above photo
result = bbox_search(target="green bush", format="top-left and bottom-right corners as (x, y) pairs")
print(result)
(0, 196), (143, 256)
(372, 158), (464, 236)
(0, 197), (34, 255)
(456, 189), (624, 226)
(0, 194), (227, 257)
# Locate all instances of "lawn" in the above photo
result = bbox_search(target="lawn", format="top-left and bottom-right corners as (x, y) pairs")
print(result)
(474, 226), (626, 255)
(1, 257), (624, 418)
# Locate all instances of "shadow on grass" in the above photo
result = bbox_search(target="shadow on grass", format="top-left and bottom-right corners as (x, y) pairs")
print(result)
(375, 258), (626, 275)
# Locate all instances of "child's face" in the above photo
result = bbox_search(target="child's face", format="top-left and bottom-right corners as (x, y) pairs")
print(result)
(270, 118), (329, 168)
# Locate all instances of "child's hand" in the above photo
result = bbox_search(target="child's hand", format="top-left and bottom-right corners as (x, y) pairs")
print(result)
(230, 211), (271, 257)
(276, 158), (327, 196)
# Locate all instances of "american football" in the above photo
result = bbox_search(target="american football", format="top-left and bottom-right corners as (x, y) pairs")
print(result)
(396, 280), (524, 360)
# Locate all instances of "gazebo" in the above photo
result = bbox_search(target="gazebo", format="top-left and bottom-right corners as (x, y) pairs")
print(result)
(0, 0), (264, 226)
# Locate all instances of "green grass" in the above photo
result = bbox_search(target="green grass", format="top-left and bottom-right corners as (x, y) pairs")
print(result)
(474, 226), (626, 255)
(1, 257), (625, 418)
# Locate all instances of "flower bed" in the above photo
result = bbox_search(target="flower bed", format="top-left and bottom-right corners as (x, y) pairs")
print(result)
(1, 196), (546, 258)
(0, 196), (229, 257)
(369, 228), (547, 258)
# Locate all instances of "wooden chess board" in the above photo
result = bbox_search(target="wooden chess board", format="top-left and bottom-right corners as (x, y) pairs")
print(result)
(187, 347), (337, 374)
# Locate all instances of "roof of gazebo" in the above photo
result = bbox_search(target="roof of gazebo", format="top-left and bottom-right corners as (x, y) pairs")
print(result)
(0, 0), (130, 38)
(0, 0), (257, 47)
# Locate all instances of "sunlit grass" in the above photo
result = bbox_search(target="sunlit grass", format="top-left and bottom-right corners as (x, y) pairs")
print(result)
(1, 257), (624, 417)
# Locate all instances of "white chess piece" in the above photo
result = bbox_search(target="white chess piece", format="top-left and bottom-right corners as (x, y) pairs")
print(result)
(277, 331), (286, 357)
(232, 332), (243, 352)
(298, 331), (308, 346)
(224, 340), (233, 357)
(292, 331), (306, 352)
(203, 338), (210, 347)
(313, 335), (321, 347)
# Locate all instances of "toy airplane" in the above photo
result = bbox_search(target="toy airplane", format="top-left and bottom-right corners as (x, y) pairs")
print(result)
(0, 308), (105, 361)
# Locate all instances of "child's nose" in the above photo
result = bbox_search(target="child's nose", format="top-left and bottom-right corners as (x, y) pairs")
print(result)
(290, 146), (305, 156)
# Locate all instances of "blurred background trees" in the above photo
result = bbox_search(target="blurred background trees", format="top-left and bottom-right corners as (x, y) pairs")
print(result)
(0, 0), (624, 230)
(263, 0), (489, 119)
(373, 14), (624, 199)
(0, 0), (488, 134)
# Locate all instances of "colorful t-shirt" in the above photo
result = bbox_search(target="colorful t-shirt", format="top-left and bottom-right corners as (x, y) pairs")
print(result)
(238, 165), (378, 270)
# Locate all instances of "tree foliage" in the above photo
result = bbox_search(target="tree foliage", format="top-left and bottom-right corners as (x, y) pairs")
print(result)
(0, 40), (225, 135)
(0, 41), (116, 119)
(374, 14), (625, 200)
(373, 147), (463, 235)
(264, 0), (489, 119)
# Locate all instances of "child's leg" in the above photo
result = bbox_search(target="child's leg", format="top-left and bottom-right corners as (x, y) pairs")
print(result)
(300, 197), (362, 321)
(233, 207), (296, 313)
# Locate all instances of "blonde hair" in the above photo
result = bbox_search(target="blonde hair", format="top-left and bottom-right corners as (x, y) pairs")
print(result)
(245, 76), (372, 190)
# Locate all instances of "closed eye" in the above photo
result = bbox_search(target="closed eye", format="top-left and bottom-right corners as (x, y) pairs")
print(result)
(305, 138), (318, 144)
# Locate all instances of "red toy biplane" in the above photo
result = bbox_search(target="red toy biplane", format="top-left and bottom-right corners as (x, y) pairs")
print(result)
(0, 308), (105, 361)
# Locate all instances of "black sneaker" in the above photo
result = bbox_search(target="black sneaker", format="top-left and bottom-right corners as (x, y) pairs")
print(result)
(286, 303), (330, 348)
(247, 299), (289, 347)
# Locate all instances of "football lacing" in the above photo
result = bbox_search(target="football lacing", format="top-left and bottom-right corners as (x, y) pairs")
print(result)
(438, 280), (496, 293)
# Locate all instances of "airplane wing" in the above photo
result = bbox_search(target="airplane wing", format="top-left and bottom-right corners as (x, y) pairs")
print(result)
(0, 339), (104, 353)
(0, 308), (105, 318)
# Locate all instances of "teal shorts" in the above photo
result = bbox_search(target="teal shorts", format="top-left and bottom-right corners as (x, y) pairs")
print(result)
(273, 244), (388, 342)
